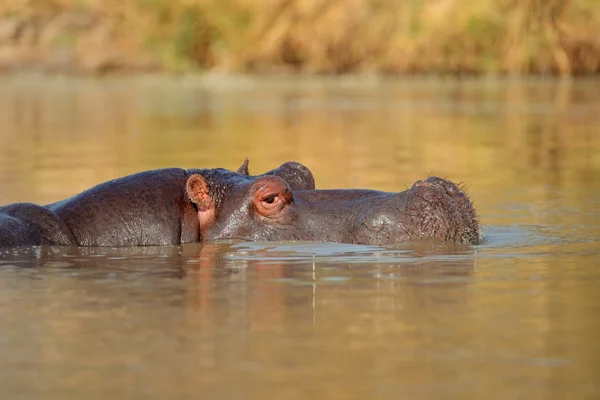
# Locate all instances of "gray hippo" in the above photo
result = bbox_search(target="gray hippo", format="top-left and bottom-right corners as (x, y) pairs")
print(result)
(0, 160), (315, 247)
(0, 162), (481, 248)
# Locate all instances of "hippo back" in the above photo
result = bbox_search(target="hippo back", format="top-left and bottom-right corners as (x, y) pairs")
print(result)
(0, 203), (77, 247)
(47, 168), (200, 246)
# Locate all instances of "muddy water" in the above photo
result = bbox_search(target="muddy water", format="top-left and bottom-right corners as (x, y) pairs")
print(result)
(0, 75), (599, 399)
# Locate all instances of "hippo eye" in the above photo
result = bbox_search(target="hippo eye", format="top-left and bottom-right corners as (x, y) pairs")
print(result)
(252, 179), (293, 218)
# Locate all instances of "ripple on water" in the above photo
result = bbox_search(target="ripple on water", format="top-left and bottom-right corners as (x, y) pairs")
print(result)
(479, 225), (599, 258)
(230, 240), (478, 266)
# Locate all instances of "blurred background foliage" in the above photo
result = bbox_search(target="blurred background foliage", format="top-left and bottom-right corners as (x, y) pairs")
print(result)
(1, 0), (600, 75)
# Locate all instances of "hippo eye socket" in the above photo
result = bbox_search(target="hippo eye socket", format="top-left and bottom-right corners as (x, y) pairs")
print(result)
(252, 178), (293, 218)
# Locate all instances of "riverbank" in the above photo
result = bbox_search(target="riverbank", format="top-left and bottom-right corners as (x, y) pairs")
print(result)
(1, 0), (599, 76)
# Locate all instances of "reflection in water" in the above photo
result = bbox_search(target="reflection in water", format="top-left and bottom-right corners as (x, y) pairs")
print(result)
(0, 77), (599, 399)
(0, 238), (599, 399)
(1, 241), (481, 398)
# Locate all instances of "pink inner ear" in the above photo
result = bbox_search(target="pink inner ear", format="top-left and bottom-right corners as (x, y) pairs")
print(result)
(187, 175), (213, 212)
(195, 192), (212, 212)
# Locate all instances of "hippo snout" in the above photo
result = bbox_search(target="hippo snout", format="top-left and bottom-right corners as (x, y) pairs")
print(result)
(407, 176), (481, 244)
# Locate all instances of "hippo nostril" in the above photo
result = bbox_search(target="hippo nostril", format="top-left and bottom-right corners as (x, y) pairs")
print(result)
(412, 180), (435, 189)
(425, 176), (459, 196)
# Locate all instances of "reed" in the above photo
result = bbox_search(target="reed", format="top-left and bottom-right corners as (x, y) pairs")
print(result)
(2, 0), (600, 75)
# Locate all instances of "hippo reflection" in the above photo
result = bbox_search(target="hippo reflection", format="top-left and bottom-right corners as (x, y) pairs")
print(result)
(0, 161), (481, 247)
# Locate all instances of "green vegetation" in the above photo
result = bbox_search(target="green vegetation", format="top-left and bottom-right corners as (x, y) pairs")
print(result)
(3, 0), (600, 75)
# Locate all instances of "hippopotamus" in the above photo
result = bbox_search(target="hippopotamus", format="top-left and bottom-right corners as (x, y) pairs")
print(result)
(186, 173), (482, 245)
(0, 160), (315, 248)
(0, 161), (481, 248)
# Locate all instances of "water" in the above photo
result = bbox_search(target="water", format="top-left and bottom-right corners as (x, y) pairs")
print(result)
(0, 75), (599, 399)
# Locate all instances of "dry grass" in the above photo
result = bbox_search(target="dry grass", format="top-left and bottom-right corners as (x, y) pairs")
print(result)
(2, 0), (600, 74)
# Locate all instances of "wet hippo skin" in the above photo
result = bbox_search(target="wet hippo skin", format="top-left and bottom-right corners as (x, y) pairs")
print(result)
(0, 203), (77, 247)
(0, 160), (315, 247)
(186, 174), (482, 245)
(0, 162), (481, 248)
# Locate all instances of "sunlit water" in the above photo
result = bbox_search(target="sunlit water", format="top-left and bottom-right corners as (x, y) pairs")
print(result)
(0, 75), (599, 399)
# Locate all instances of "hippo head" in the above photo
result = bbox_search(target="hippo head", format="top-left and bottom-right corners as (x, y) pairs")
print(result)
(186, 170), (482, 245)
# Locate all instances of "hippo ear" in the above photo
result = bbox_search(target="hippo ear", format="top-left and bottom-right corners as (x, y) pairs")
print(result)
(236, 158), (250, 175)
(251, 176), (293, 218)
(186, 174), (214, 212)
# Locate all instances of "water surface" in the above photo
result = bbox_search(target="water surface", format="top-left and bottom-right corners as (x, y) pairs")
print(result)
(0, 75), (599, 399)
